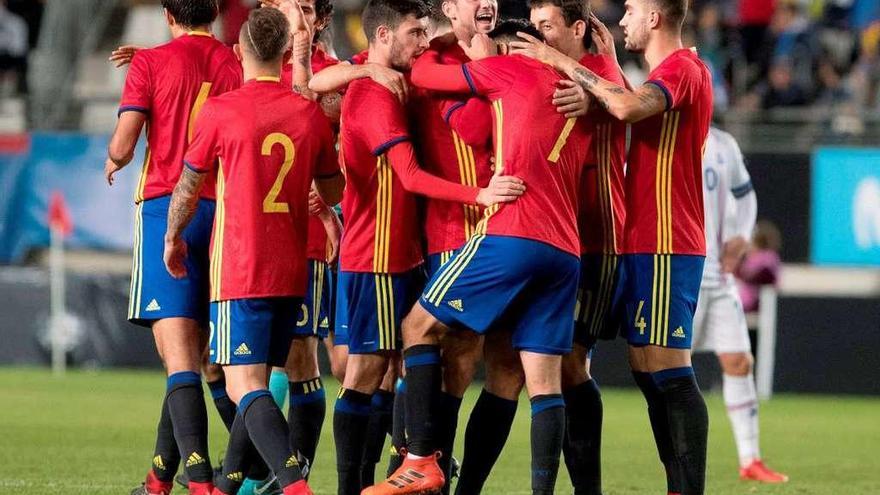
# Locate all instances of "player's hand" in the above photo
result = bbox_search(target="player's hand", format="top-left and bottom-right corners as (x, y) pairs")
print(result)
(164, 236), (189, 279)
(475, 175), (526, 207)
(553, 80), (590, 118)
(104, 157), (123, 186)
(589, 14), (617, 60)
(108, 45), (144, 68)
(721, 236), (749, 273)
(366, 64), (409, 103)
(261, 0), (311, 39)
(309, 187), (326, 215)
(459, 33), (496, 61)
(509, 32), (565, 68)
(321, 210), (343, 264)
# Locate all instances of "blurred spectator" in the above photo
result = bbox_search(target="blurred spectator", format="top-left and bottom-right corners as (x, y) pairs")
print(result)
(741, 58), (810, 109)
(0, 0), (28, 95)
(737, 220), (782, 314)
(769, 0), (817, 96)
(737, 0), (777, 69)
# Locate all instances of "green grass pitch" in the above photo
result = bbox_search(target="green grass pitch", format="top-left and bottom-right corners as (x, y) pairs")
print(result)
(1, 367), (879, 494)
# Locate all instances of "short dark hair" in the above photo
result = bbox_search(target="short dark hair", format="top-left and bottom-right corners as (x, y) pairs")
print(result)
(526, 0), (590, 50)
(527, 0), (589, 27)
(488, 18), (543, 44)
(651, 0), (687, 29)
(362, 0), (431, 42)
(316, 0), (334, 24)
(241, 8), (290, 62)
(161, 0), (218, 28)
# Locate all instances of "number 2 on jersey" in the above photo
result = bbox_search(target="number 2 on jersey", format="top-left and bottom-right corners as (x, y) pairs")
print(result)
(262, 133), (296, 213)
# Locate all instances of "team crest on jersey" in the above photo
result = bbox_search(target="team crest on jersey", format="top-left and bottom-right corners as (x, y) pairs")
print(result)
(672, 326), (686, 338)
(234, 343), (252, 356)
(447, 299), (464, 312)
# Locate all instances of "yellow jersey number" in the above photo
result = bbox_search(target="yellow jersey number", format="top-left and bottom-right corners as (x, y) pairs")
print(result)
(261, 133), (296, 213)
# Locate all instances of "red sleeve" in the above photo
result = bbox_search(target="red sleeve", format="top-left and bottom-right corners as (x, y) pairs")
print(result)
(347, 50), (369, 65)
(314, 111), (340, 178)
(359, 84), (411, 155)
(183, 102), (220, 173)
(441, 97), (492, 147)
(461, 56), (517, 98)
(119, 53), (152, 115)
(646, 58), (700, 111)
(411, 48), (472, 93)
(386, 141), (479, 204)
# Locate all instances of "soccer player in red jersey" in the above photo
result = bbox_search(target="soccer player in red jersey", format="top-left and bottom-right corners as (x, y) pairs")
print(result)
(330, 2), (524, 494)
(163, 9), (344, 495)
(106, 2), (240, 494)
(450, 2), (628, 494)
(367, 20), (589, 495)
(515, 1), (714, 493)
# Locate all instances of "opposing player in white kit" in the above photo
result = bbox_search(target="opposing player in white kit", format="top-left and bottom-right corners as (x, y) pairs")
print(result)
(694, 126), (788, 484)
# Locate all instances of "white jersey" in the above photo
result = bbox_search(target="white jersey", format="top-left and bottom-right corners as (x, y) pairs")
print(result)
(701, 127), (756, 288)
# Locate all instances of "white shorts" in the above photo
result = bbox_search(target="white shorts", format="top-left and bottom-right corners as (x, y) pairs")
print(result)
(692, 282), (752, 354)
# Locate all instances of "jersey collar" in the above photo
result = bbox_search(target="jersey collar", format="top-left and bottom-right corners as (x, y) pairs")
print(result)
(254, 76), (282, 83)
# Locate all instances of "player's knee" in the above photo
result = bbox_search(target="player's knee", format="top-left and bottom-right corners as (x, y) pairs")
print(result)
(485, 357), (525, 400)
(202, 362), (224, 382)
(560, 351), (590, 390)
(402, 303), (444, 347)
(719, 352), (753, 376)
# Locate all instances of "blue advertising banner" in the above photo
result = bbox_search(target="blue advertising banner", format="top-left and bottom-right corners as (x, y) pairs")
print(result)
(812, 148), (880, 266)
(0, 133), (144, 263)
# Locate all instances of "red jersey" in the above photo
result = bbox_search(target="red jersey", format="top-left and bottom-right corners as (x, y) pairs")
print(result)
(578, 54), (626, 255)
(119, 32), (241, 203)
(625, 48), (713, 255)
(411, 41), (493, 255)
(461, 55), (588, 257)
(338, 79), (423, 273)
(184, 78), (340, 301)
(282, 48), (342, 262)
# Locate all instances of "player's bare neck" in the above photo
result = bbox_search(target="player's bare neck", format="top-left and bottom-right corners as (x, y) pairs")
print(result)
(451, 24), (475, 44)
(170, 24), (212, 39)
(366, 49), (392, 70)
(645, 31), (683, 72)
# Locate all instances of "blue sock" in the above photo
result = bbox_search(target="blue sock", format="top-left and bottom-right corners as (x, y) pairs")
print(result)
(269, 370), (289, 409)
(288, 377), (327, 470)
(530, 394), (565, 495)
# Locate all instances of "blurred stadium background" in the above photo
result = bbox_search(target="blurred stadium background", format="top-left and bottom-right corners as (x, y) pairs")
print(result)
(1, 0), (879, 494)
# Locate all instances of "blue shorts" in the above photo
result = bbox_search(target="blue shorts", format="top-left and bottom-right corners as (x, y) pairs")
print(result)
(425, 250), (458, 279)
(296, 259), (335, 339)
(574, 254), (623, 349)
(421, 235), (579, 355)
(618, 254), (705, 349)
(335, 268), (425, 354)
(128, 196), (215, 327)
(209, 297), (301, 366)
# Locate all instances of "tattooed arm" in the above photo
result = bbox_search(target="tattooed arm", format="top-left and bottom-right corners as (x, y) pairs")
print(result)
(566, 66), (667, 123)
(163, 167), (208, 278)
(510, 32), (667, 123)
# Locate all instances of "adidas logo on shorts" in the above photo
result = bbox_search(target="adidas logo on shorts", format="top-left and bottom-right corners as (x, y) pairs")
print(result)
(145, 299), (161, 312)
(320, 317), (329, 328)
(672, 326), (686, 338)
(234, 343), (252, 356)
(447, 299), (464, 312)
